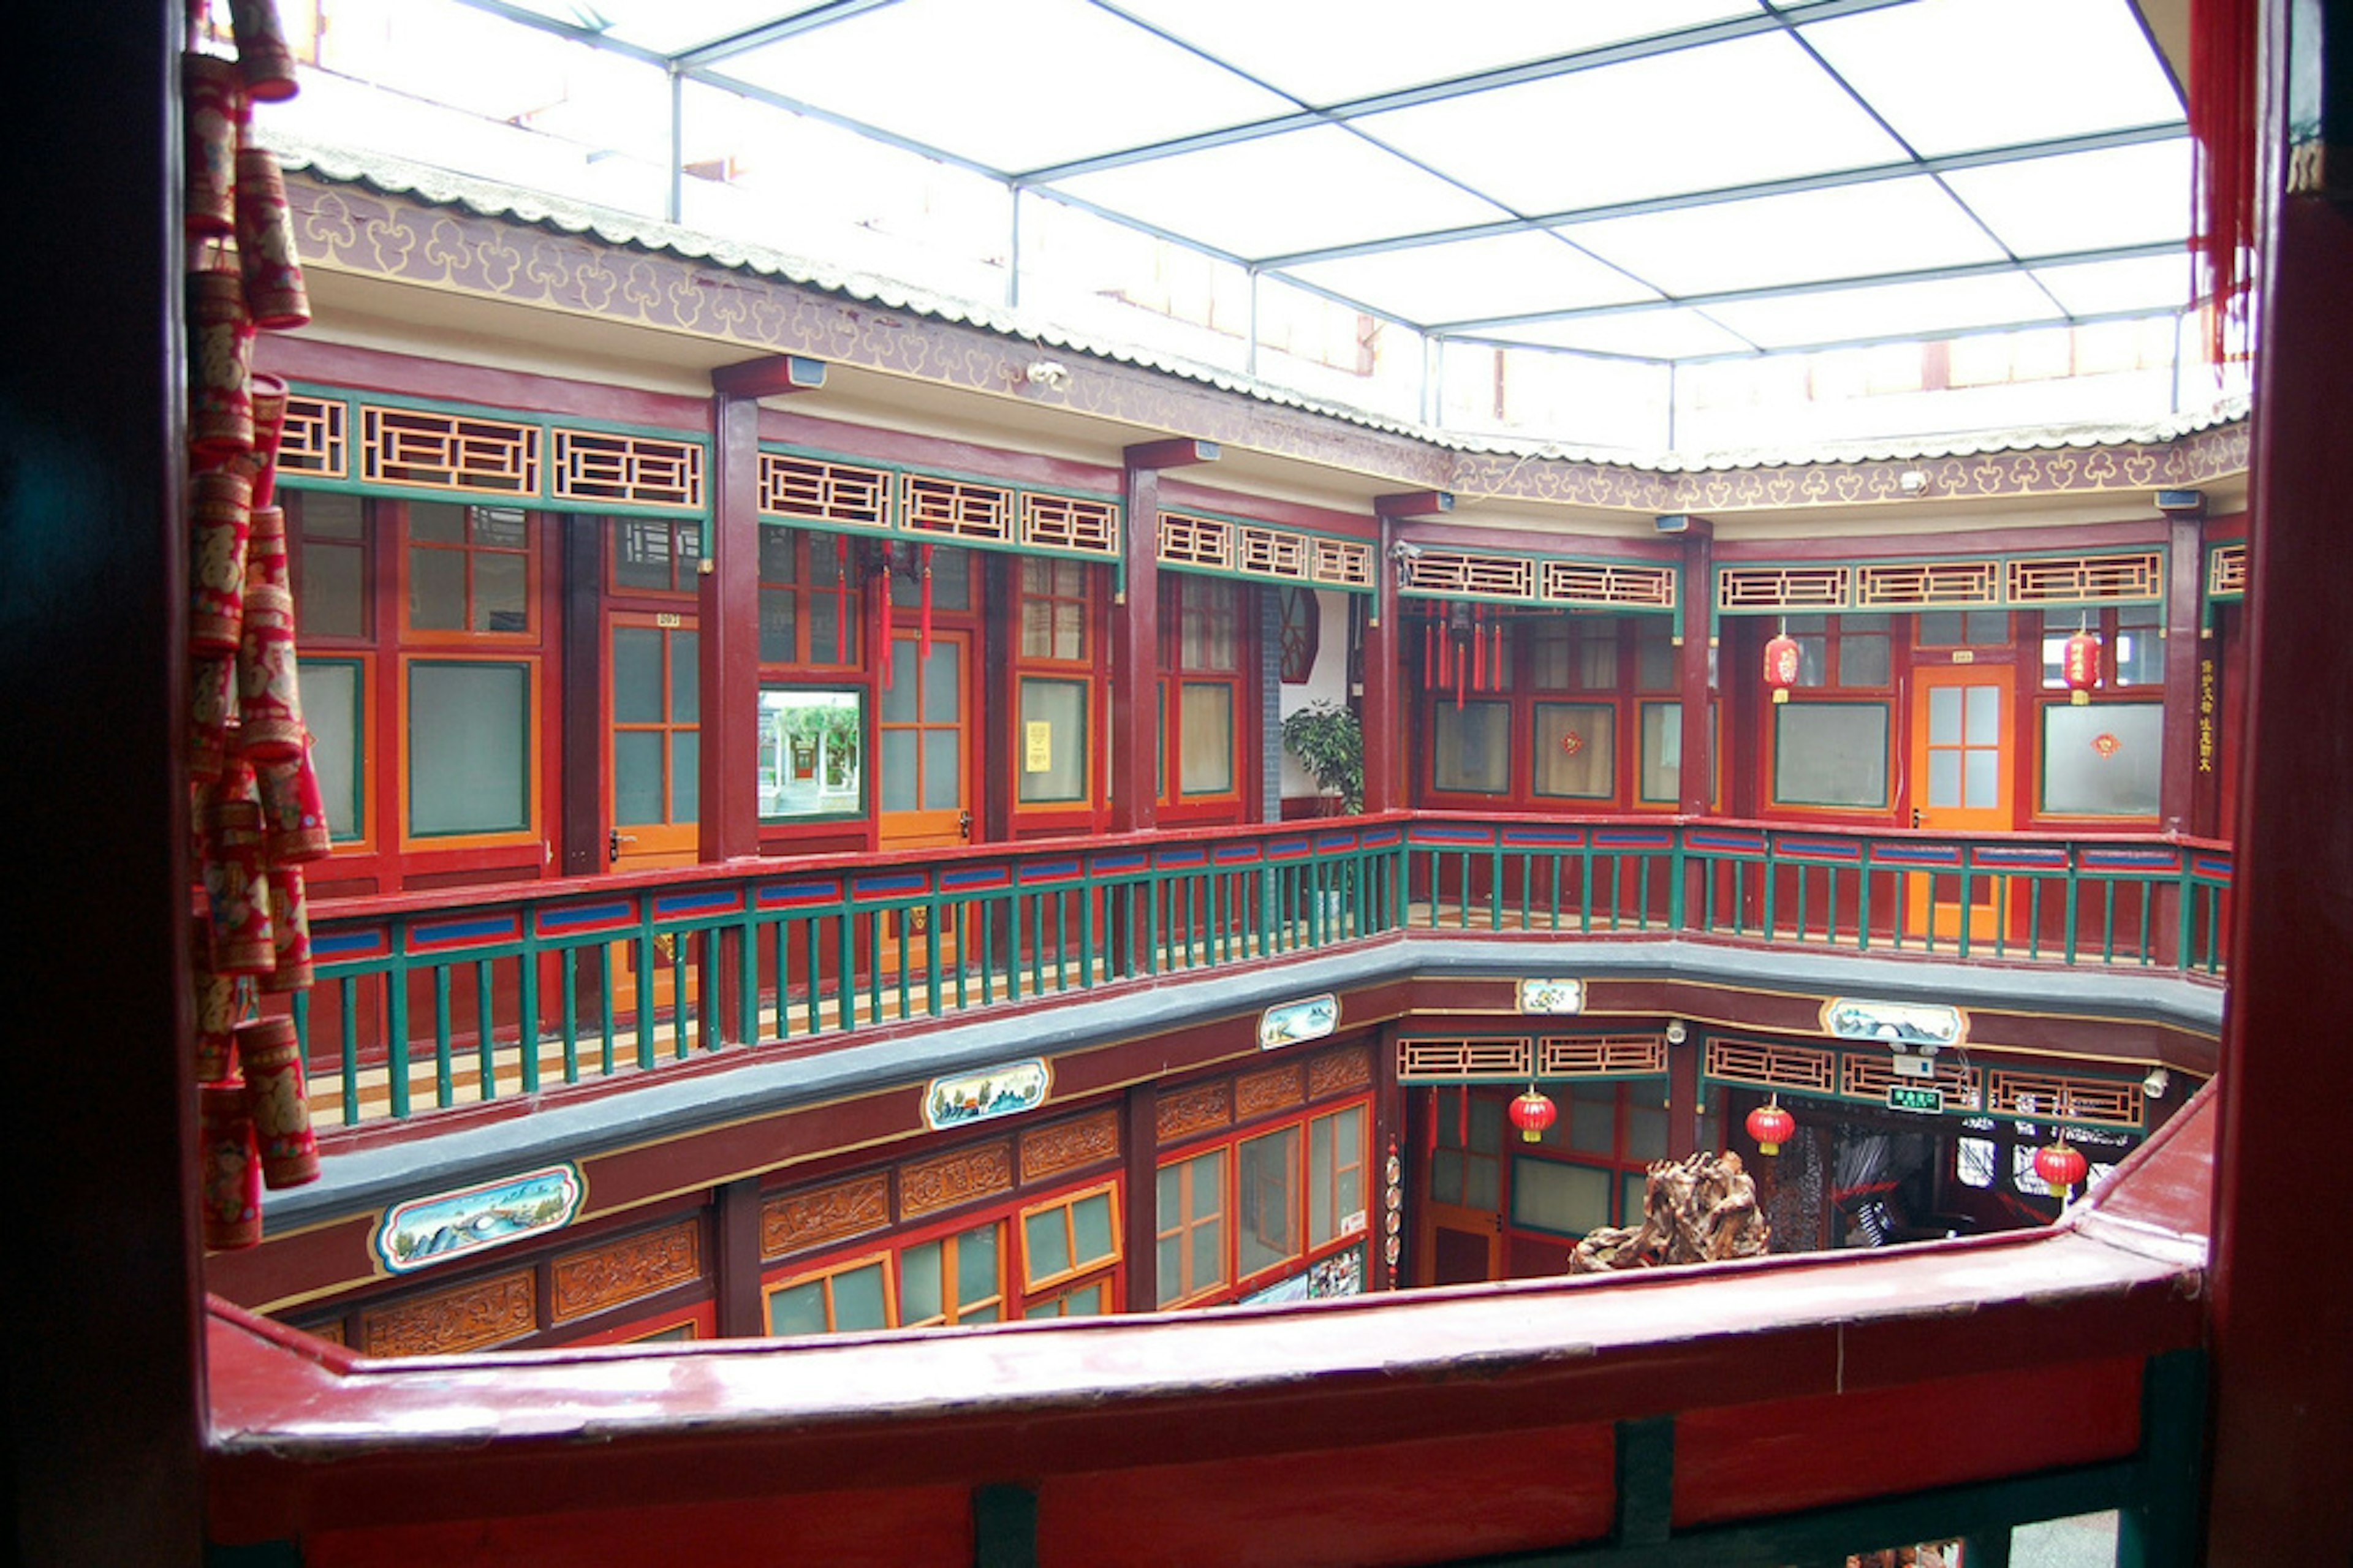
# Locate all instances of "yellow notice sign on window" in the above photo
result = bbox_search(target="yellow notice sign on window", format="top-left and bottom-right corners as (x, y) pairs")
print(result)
(1024, 721), (1053, 773)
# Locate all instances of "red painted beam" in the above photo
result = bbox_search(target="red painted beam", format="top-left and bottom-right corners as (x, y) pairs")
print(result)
(708, 355), (827, 400)
(1121, 436), (1219, 471)
(1374, 490), (1454, 520)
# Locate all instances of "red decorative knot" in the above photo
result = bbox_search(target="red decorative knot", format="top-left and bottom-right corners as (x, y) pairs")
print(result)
(2034, 1138), (2089, 1193)
(1508, 1088), (1558, 1144)
(2062, 629), (2102, 706)
(1745, 1099), (1797, 1156)
(1559, 729), (1585, 757)
(1763, 634), (1802, 706)
(2092, 732), (2123, 758)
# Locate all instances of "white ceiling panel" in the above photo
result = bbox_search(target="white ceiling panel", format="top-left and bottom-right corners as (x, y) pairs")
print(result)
(1802, 0), (2184, 157)
(1705, 271), (2064, 350)
(1049, 126), (1507, 262)
(1941, 140), (2193, 258)
(1488, 309), (1754, 360)
(2029, 253), (2195, 316)
(1284, 230), (1659, 326)
(1110, 0), (1760, 108)
(1362, 32), (1903, 218)
(716, 0), (1293, 173)
(1556, 178), (2007, 302)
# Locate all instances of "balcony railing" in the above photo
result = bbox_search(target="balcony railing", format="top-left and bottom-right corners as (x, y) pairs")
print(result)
(293, 814), (2230, 1129)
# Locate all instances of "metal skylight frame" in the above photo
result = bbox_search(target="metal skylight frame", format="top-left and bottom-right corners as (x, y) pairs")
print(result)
(441, 0), (2194, 368)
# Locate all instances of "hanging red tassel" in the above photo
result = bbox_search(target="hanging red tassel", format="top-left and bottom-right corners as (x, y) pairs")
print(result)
(919, 542), (934, 661)
(1423, 605), (1434, 691)
(1438, 608), (1452, 687)
(878, 556), (895, 691)
(1457, 1084), (1469, 1148)
(1472, 604), (1485, 691)
(1491, 616), (1503, 686)
(834, 536), (849, 665)
(1422, 1086), (1438, 1162)
(1455, 640), (1466, 711)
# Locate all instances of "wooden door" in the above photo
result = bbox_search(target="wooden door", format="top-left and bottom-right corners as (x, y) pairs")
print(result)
(1424, 1202), (1502, 1286)
(607, 613), (697, 1016)
(878, 629), (973, 975)
(1417, 1089), (1505, 1286)
(1906, 667), (2013, 942)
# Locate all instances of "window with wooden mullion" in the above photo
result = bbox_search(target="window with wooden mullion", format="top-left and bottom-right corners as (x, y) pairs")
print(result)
(1158, 574), (1243, 803)
(404, 500), (532, 637)
(897, 1219), (1004, 1328)
(757, 523), (860, 669)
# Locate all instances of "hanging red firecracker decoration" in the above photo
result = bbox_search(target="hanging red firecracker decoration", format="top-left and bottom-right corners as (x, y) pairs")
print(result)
(203, 764), (276, 977)
(262, 862), (314, 994)
(1509, 1086), (1558, 1143)
(1746, 1094), (1796, 1156)
(188, 267), (256, 462)
(189, 653), (238, 783)
(1471, 603), (1485, 691)
(188, 467), (253, 657)
(243, 373), (290, 510)
(235, 138), (310, 331)
(919, 542), (934, 661)
(199, 1082), (264, 1251)
(2034, 1137), (2089, 1197)
(1763, 624), (1801, 706)
(229, 0), (301, 102)
(2063, 626), (2102, 706)
(877, 553), (895, 691)
(182, 51), (243, 239)
(236, 1017), (319, 1187)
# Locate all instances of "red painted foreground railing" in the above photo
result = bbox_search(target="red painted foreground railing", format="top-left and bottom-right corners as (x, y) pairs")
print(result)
(204, 1084), (2218, 1567)
(292, 814), (2229, 1129)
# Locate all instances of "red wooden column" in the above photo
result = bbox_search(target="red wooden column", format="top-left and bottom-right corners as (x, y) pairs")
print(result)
(1371, 493), (1452, 813)
(703, 355), (825, 862)
(2157, 492), (2205, 835)
(1111, 439), (1218, 833)
(1669, 517), (1716, 816)
(2205, 22), (2353, 1559)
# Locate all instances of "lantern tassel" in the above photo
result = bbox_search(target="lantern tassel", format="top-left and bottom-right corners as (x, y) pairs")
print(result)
(878, 556), (894, 691)
(835, 536), (849, 665)
(1456, 1085), (1469, 1148)
(1438, 609), (1452, 687)
(1472, 604), (1485, 691)
(1424, 610), (1436, 693)
(919, 542), (934, 661)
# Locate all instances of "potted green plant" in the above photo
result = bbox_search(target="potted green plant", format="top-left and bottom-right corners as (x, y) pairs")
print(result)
(1280, 700), (1364, 816)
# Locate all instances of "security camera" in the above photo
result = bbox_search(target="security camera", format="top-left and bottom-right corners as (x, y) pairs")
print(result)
(1664, 1019), (1688, 1046)
(1390, 540), (1425, 563)
(2143, 1067), (2170, 1099)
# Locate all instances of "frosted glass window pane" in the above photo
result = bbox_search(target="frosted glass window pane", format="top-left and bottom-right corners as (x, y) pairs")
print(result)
(809, 593), (854, 667)
(1773, 704), (1888, 808)
(1466, 1154), (1499, 1212)
(1569, 1099), (1616, 1154)
(612, 627), (662, 723)
(474, 551), (527, 633)
(1640, 702), (1681, 803)
(409, 548), (466, 631)
(1018, 678), (1088, 803)
(759, 588), (797, 663)
(1966, 684), (1999, 735)
(766, 1280), (825, 1336)
(2043, 704), (2162, 816)
(1469, 1096), (1502, 1155)
(923, 642), (961, 723)
(1433, 700), (1511, 793)
(900, 1241), (942, 1324)
(672, 632), (699, 724)
(1928, 749), (1961, 808)
(1840, 624), (1890, 687)
(1178, 682), (1233, 795)
(1510, 1159), (1612, 1237)
(960, 1224), (1000, 1306)
(881, 730), (918, 811)
(671, 731), (699, 823)
(758, 524), (798, 585)
(1533, 703), (1615, 798)
(1024, 1208), (1070, 1284)
(1072, 1191), (1113, 1265)
(409, 661), (529, 836)
(613, 518), (679, 591)
(830, 1263), (887, 1331)
(1238, 1127), (1301, 1277)
(922, 729), (961, 810)
(882, 643), (919, 721)
(408, 501), (464, 543)
(614, 731), (663, 825)
(1628, 1105), (1669, 1162)
(299, 658), (362, 839)
(1963, 747), (1998, 808)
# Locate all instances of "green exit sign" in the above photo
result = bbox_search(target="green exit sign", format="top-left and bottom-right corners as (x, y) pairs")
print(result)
(1887, 1084), (1946, 1114)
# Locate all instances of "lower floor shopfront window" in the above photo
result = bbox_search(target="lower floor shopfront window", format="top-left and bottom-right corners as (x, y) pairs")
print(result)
(1160, 1099), (1370, 1308)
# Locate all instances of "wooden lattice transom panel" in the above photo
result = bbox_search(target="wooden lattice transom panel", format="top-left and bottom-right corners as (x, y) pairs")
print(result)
(1396, 1036), (1534, 1080)
(758, 454), (892, 530)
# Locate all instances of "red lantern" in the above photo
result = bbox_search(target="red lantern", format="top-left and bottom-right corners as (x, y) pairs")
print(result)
(1508, 1087), (1557, 1144)
(1763, 631), (1801, 705)
(2034, 1138), (2090, 1195)
(1746, 1096), (1796, 1156)
(2063, 629), (2102, 706)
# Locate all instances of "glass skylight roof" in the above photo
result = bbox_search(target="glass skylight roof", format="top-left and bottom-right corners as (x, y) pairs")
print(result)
(418, 0), (2196, 366)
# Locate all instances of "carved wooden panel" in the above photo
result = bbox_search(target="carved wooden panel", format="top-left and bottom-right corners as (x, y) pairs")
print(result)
(305, 1318), (347, 1346)
(1987, 1068), (2144, 1128)
(359, 404), (539, 496)
(550, 428), (704, 511)
(1856, 558), (1999, 608)
(1539, 1035), (1669, 1077)
(903, 473), (1013, 543)
(276, 395), (347, 479)
(1020, 492), (1120, 556)
(2208, 541), (2247, 598)
(1841, 1052), (1983, 1110)
(1237, 523), (1310, 581)
(1156, 1080), (1232, 1143)
(2006, 550), (2163, 605)
(1020, 1109), (1121, 1184)
(1311, 536), (1376, 589)
(1306, 1043), (1373, 1100)
(1717, 564), (1852, 612)
(1408, 547), (1534, 600)
(1396, 1036), (1532, 1080)
(550, 1218), (703, 1324)
(1235, 1062), (1305, 1119)
(899, 1139), (1015, 1218)
(360, 1270), (536, 1358)
(761, 1172), (890, 1260)
(1703, 1038), (1838, 1094)
(1541, 559), (1677, 609)
(757, 453), (891, 531)
(1159, 512), (1233, 570)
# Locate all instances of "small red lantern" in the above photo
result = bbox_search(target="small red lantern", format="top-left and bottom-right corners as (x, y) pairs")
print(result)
(2062, 628), (2102, 706)
(1509, 1087), (1557, 1144)
(1746, 1095), (1796, 1156)
(1763, 631), (1801, 705)
(2034, 1137), (2090, 1196)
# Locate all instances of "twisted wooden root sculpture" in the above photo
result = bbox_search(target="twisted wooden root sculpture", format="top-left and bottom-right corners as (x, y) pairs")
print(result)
(1566, 1151), (1770, 1274)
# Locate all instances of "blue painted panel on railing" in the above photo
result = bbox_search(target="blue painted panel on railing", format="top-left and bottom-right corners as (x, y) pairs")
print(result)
(1357, 827), (1403, 848)
(1871, 843), (1965, 868)
(1265, 837), (1311, 860)
(1086, 853), (1145, 876)
(1775, 836), (1862, 862)
(1501, 827), (1585, 847)
(1972, 845), (2071, 869)
(1408, 826), (1494, 846)
(941, 865), (1014, 892)
(653, 887), (745, 919)
(1213, 843), (1262, 865)
(757, 878), (844, 909)
(409, 912), (522, 953)
(536, 900), (637, 937)
(1156, 846), (1208, 868)
(1017, 859), (1082, 884)
(852, 871), (931, 898)
(1593, 828), (1674, 850)
(313, 926), (390, 960)
(1315, 831), (1357, 852)
(2191, 854), (2232, 879)
(2080, 847), (2182, 872)
(1686, 830), (1767, 854)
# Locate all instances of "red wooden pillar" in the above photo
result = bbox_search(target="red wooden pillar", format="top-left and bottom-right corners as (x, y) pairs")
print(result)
(2205, 16), (2353, 1558)
(1112, 439), (1218, 834)
(1672, 519), (1716, 818)
(2158, 497), (2205, 835)
(1371, 493), (1453, 814)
